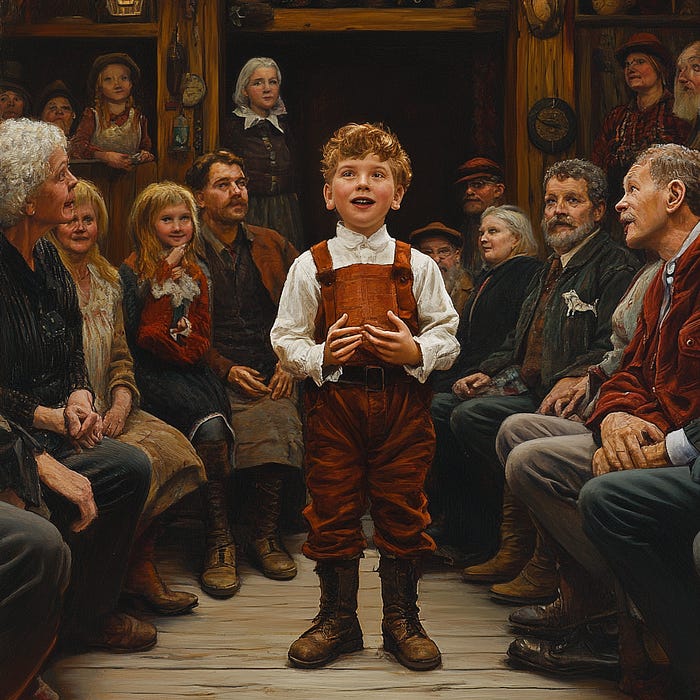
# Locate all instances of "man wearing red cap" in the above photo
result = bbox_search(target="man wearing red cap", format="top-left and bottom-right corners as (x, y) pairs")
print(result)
(454, 157), (506, 275)
(409, 221), (473, 316)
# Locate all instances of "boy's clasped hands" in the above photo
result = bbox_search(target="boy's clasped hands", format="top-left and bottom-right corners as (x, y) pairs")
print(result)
(324, 309), (421, 367)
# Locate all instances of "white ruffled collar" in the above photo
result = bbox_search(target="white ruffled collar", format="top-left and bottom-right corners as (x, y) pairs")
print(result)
(233, 103), (286, 132)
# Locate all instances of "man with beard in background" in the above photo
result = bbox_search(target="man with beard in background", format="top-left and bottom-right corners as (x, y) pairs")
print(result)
(674, 40), (700, 149)
(454, 158), (506, 276)
(444, 160), (639, 597)
(409, 221), (473, 316)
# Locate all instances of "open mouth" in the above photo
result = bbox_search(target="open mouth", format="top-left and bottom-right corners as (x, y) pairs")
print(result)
(351, 197), (374, 206)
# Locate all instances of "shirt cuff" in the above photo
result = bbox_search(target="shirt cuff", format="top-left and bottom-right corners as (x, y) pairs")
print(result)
(666, 429), (700, 466)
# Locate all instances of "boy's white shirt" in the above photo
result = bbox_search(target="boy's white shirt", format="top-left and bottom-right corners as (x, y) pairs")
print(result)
(270, 222), (460, 387)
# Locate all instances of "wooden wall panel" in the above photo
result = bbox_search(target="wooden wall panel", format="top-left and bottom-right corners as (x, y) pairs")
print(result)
(505, 0), (575, 252)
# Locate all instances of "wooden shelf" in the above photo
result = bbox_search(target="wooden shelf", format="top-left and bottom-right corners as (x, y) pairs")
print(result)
(4, 21), (158, 38)
(576, 13), (700, 27)
(237, 8), (504, 33)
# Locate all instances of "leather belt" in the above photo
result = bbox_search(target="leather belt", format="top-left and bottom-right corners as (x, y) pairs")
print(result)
(336, 365), (413, 391)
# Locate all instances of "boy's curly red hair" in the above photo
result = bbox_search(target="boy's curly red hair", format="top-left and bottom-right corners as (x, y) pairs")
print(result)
(321, 122), (412, 190)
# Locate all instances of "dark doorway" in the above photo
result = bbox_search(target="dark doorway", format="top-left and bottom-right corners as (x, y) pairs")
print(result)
(224, 30), (504, 248)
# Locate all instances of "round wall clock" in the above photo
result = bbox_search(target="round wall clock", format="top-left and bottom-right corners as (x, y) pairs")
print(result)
(527, 97), (577, 154)
(182, 73), (207, 107)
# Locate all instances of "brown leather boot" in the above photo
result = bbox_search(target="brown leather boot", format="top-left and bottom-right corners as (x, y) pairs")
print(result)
(489, 528), (559, 605)
(123, 524), (198, 615)
(87, 612), (158, 652)
(462, 486), (536, 584)
(245, 466), (297, 580)
(288, 559), (363, 668)
(379, 556), (441, 671)
(508, 550), (616, 639)
(196, 440), (240, 598)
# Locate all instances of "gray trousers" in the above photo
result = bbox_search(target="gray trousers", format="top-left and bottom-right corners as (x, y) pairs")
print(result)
(580, 468), (700, 691)
(0, 502), (70, 698)
(497, 413), (611, 581)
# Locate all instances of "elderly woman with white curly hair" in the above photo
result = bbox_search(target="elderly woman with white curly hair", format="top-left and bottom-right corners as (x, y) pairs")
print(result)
(0, 117), (157, 660)
(221, 56), (305, 250)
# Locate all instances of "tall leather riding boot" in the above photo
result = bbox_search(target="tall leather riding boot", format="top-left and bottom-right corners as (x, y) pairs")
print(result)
(379, 556), (441, 671)
(196, 440), (240, 598)
(244, 465), (297, 580)
(123, 521), (199, 614)
(509, 548), (616, 639)
(489, 524), (560, 605)
(288, 559), (363, 668)
(462, 486), (536, 584)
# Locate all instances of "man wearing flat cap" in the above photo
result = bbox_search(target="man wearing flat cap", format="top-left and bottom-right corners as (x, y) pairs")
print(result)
(409, 221), (473, 316)
(455, 157), (506, 276)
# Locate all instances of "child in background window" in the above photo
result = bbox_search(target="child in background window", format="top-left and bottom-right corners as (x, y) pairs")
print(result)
(71, 52), (154, 171)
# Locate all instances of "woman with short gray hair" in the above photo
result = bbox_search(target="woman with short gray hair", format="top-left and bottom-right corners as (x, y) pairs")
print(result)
(0, 117), (155, 655)
(222, 56), (305, 250)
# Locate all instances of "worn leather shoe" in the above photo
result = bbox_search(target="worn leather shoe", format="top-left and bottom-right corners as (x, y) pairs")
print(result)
(248, 535), (297, 580)
(201, 542), (240, 598)
(88, 612), (157, 652)
(507, 631), (619, 679)
(509, 593), (616, 639)
(289, 614), (363, 668)
(382, 614), (442, 671)
(123, 559), (198, 615)
(489, 565), (559, 606)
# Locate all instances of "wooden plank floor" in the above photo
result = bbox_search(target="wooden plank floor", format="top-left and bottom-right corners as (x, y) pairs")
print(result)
(44, 524), (626, 699)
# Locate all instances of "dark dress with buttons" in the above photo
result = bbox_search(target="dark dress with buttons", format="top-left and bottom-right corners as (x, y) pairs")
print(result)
(222, 115), (305, 250)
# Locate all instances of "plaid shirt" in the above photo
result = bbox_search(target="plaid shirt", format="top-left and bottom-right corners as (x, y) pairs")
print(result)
(591, 90), (691, 192)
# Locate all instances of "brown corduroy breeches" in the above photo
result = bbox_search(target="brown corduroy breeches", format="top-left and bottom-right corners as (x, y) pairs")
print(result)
(301, 380), (437, 561)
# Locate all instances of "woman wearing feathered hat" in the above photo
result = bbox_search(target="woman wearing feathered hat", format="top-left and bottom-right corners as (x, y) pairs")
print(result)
(591, 32), (691, 203)
(70, 52), (154, 171)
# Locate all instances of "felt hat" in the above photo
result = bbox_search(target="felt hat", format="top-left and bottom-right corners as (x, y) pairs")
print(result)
(614, 32), (672, 76)
(86, 52), (141, 100)
(35, 80), (76, 117)
(455, 157), (504, 185)
(409, 221), (464, 248)
(0, 78), (32, 114)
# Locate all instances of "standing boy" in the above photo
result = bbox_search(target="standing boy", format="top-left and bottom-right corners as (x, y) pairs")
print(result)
(271, 123), (459, 671)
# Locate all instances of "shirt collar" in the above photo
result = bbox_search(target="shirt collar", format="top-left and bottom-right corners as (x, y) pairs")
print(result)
(559, 227), (599, 268)
(233, 104), (286, 132)
(335, 222), (392, 251)
(201, 220), (252, 258)
(664, 219), (700, 278)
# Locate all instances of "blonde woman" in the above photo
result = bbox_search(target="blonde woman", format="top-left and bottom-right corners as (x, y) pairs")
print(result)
(48, 179), (205, 614)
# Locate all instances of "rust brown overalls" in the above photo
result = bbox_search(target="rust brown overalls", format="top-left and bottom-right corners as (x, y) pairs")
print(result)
(301, 239), (436, 561)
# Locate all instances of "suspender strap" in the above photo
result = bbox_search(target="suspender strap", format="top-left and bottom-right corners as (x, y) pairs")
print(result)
(392, 240), (418, 335)
(310, 240), (336, 343)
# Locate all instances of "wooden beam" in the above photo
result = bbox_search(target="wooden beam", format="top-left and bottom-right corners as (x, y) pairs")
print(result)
(4, 21), (157, 37)
(236, 8), (503, 33)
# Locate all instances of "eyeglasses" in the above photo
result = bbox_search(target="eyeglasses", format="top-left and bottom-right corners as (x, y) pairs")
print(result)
(464, 179), (496, 191)
(421, 246), (457, 260)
